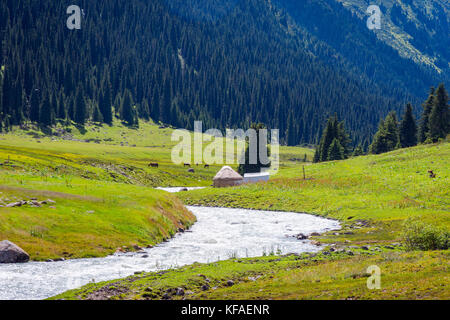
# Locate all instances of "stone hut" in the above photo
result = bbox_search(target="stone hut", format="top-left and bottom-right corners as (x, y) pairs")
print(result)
(213, 166), (244, 188)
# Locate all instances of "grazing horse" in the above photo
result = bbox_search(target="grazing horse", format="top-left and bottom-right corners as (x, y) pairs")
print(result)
(204, 164), (210, 168)
(183, 163), (191, 167)
(149, 162), (159, 168)
(428, 170), (436, 178)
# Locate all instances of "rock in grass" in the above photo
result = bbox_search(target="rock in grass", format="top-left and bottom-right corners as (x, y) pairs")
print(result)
(0, 240), (30, 263)
(6, 202), (22, 208)
(176, 288), (185, 296)
(201, 284), (210, 291)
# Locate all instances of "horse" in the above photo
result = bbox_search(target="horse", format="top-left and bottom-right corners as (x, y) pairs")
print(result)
(428, 170), (436, 178)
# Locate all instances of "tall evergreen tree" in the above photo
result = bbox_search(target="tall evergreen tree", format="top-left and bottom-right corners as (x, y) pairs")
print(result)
(317, 116), (337, 162)
(57, 91), (66, 119)
(100, 83), (113, 125)
(399, 103), (418, 148)
(92, 103), (103, 123)
(74, 87), (86, 125)
(314, 115), (351, 162)
(428, 83), (449, 142)
(352, 144), (364, 157)
(29, 88), (40, 123)
(160, 79), (172, 124)
(39, 93), (53, 127)
(370, 112), (400, 154)
(328, 138), (344, 161)
(384, 111), (400, 150)
(238, 123), (271, 175)
(337, 121), (352, 158)
(419, 87), (435, 143)
(121, 89), (138, 126)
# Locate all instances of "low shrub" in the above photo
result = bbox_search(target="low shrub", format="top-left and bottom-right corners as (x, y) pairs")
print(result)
(402, 218), (450, 251)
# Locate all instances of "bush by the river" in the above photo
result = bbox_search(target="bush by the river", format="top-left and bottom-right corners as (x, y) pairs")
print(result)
(403, 218), (450, 251)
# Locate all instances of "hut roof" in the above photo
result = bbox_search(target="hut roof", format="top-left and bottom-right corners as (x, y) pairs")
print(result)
(213, 166), (243, 181)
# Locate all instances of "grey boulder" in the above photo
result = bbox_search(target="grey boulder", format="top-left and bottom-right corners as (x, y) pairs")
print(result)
(0, 240), (30, 263)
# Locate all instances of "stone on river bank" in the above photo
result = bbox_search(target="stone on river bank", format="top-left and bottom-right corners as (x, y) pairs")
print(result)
(0, 240), (30, 263)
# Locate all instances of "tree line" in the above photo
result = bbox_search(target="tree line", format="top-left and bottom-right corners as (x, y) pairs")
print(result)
(314, 83), (449, 163)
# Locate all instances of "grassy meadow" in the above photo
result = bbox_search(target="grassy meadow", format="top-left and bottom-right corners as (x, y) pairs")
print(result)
(0, 121), (312, 260)
(1, 122), (448, 299)
(53, 139), (449, 300)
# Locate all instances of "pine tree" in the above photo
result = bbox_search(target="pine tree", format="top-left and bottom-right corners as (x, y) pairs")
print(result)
(428, 83), (449, 142)
(370, 112), (400, 154)
(314, 115), (351, 162)
(238, 123), (271, 175)
(160, 79), (171, 124)
(318, 116), (337, 162)
(369, 119), (388, 154)
(30, 88), (40, 123)
(419, 87), (434, 143)
(399, 103), (418, 148)
(141, 99), (150, 120)
(50, 92), (57, 123)
(92, 104), (103, 123)
(74, 87), (86, 125)
(313, 148), (320, 163)
(384, 111), (400, 150)
(57, 91), (66, 119)
(100, 84), (113, 125)
(39, 93), (53, 127)
(328, 138), (344, 161)
(286, 113), (297, 146)
(68, 96), (75, 121)
(337, 121), (352, 157)
(121, 89), (137, 126)
(352, 144), (364, 157)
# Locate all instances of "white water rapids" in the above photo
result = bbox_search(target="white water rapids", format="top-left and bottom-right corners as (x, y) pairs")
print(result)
(0, 206), (340, 300)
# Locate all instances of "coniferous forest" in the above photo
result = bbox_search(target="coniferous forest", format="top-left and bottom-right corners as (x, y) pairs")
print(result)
(0, 0), (448, 148)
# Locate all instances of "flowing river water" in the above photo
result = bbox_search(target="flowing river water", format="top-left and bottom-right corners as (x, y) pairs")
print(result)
(0, 205), (340, 300)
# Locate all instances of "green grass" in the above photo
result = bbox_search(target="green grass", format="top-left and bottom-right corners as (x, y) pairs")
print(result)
(0, 183), (195, 261)
(180, 142), (450, 246)
(1, 120), (314, 187)
(52, 141), (449, 300)
(2, 123), (448, 299)
(52, 249), (450, 300)
(0, 121), (312, 261)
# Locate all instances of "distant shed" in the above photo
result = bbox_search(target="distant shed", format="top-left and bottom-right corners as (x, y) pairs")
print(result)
(213, 166), (244, 188)
(243, 172), (270, 184)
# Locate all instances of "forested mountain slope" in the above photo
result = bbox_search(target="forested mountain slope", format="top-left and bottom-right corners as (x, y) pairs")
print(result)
(0, 0), (447, 147)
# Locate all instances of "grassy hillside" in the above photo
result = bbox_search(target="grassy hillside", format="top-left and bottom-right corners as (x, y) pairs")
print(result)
(181, 142), (450, 245)
(0, 122), (313, 260)
(0, 185), (194, 261)
(54, 141), (449, 300)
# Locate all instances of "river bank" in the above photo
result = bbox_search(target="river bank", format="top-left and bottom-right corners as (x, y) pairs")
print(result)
(0, 206), (340, 300)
